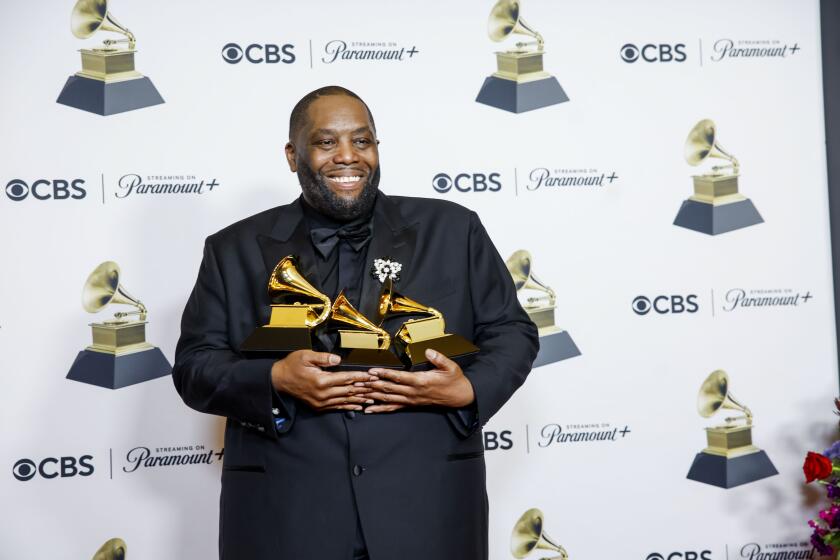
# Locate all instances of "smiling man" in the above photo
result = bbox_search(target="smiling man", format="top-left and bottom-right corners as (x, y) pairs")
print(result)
(173, 86), (538, 560)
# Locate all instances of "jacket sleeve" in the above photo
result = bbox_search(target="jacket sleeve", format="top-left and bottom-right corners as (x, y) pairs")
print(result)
(450, 212), (539, 436)
(171, 237), (295, 437)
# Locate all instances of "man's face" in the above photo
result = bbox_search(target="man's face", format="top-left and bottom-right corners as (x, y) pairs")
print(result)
(285, 94), (380, 221)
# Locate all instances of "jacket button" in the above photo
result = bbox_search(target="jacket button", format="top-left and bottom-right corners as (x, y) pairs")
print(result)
(353, 465), (363, 477)
(345, 411), (356, 419)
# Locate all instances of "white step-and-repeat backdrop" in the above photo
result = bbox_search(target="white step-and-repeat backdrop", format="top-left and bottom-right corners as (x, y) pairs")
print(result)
(1, 0), (837, 558)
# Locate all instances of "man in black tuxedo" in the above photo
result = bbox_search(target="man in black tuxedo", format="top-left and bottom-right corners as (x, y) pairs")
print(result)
(173, 86), (538, 560)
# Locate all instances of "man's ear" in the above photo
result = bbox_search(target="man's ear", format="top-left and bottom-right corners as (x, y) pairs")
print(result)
(284, 142), (297, 172)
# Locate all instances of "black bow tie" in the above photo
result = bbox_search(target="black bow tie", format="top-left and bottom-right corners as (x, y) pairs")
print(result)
(310, 221), (373, 259)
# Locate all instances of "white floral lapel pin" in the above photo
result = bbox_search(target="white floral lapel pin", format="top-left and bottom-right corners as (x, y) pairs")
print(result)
(371, 257), (402, 284)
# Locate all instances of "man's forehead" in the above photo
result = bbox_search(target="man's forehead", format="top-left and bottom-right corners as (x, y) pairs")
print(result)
(302, 95), (372, 133)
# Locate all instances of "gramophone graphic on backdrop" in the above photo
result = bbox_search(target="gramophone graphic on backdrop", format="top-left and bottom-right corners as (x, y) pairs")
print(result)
(66, 261), (171, 389)
(510, 508), (569, 560)
(506, 250), (580, 368)
(241, 256), (478, 370)
(686, 370), (778, 489)
(56, 0), (164, 116)
(476, 0), (569, 113)
(673, 119), (763, 235)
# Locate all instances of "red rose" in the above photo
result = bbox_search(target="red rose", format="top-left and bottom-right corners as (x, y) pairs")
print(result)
(804, 451), (834, 483)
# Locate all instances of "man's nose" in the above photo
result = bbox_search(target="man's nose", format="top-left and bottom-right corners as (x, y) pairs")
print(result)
(333, 139), (359, 164)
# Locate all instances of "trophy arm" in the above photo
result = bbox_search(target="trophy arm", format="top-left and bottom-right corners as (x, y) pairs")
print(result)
(307, 298), (333, 328)
(378, 331), (391, 351)
(428, 306), (445, 330)
(709, 141), (740, 175)
(113, 300), (147, 321)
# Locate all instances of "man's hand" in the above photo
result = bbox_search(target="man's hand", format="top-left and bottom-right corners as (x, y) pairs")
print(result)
(271, 350), (376, 412)
(364, 349), (475, 413)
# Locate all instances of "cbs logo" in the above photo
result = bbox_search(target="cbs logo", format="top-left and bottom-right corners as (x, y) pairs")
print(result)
(621, 43), (687, 63)
(13, 456), (94, 481)
(222, 43), (296, 64)
(483, 430), (513, 451)
(432, 173), (502, 193)
(5, 179), (86, 202)
(646, 552), (712, 560)
(632, 295), (699, 315)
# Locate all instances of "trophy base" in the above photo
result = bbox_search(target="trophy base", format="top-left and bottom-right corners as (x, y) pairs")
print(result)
(56, 75), (164, 116)
(397, 334), (479, 371)
(686, 450), (778, 489)
(475, 75), (569, 114)
(533, 329), (581, 368)
(673, 198), (763, 235)
(330, 349), (406, 371)
(66, 347), (171, 389)
(240, 327), (312, 358)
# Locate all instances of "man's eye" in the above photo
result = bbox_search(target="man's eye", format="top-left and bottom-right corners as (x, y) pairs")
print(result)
(317, 139), (335, 147)
(353, 138), (371, 146)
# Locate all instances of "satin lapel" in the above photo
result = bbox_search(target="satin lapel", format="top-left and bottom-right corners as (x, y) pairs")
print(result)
(358, 195), (418, 320)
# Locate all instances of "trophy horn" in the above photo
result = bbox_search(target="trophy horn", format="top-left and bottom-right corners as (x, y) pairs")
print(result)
(82, 261), (147, 320)
(268, 256), (331, 328)
(377, 278), (443, 324)
(505, 250), (556, 306)
(71, 0), (136, 49)
(697, 369), (753, 426)
(684, 119), (740, 175)
(91, 538), (127, 560)
(487, 0), (544, 51)
(510, 508), (568, 560)
(330, 291), (391, 350)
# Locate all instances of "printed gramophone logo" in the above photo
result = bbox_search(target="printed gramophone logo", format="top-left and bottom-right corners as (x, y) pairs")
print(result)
(92, 538), (126, 560)
(475, 0), (569, 114)
(320, 40), (420, 64)
(65, 261), (171, 389)
(709, 39), (801, 63)
(56, 0), (164, 116)
(506, 249), (580, 368)
(674, 119), (763, 236)
(686, 370), (777, 489)
(510, 508), (569, 559)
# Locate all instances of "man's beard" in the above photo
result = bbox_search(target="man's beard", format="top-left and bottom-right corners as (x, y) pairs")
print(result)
(297, 160), (380, 222)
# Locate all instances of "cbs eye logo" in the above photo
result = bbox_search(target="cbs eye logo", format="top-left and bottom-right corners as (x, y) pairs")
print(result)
(632, 295), (699, 315)
(432, 172), (502, 194)
(4, 178), (86, 202)
(620, 43), (687, 63)
(13, 456), (94, 481)
(647, 552), (712, 560)
(221, 42), (296, 64)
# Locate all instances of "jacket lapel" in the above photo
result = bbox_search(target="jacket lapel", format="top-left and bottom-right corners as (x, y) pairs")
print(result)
(256, 198), (322, 296)
(358, 194), (419, 321)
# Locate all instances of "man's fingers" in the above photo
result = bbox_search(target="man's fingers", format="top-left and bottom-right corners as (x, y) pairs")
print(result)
(364, 392), (414, 405)
(322, 371), (378, 387)
(301, 351), (341, 368)
(318, 396), (374, 409)
(320, 404), (365, 412)
(424, 348), (457, 372)
(364, 404), (406, 414)
(368, 380), (416, 396)
(368, 368), (417, 385)
(321, 384), (373, 399)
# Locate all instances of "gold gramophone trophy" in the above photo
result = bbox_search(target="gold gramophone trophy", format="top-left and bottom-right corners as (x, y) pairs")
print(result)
(240, 256), (331, 357)
(92, 538), (127, 560)
(673, 119), (763, 235)
(511, 508), (569, 560)
(686, 370), (778, 489)
(66, 261), (171, 389)
(327, 291), (404, 370)
(475, 0), (568, 113)
(56, 0), (164, 116)
(506, 250), (579, 368)
(377, 279), (478, 370)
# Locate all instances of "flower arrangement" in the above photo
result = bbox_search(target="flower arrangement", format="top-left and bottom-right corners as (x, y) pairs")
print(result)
(803, 398), (840, 557)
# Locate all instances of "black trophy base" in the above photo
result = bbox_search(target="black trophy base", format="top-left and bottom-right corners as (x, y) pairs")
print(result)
(240, 327), (312, 358)
(533, 330), (581, 369)
(673, 198), (764, 236)
(397, 334), (479, 371)
(686, 450), (778, 489)
(56, 75), (164, 116)
(66, 348), (171, 389)
(330, 349), (406, 371)
(475, 75), (569, 114)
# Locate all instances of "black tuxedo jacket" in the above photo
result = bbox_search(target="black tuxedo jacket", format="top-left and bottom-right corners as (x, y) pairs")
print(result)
(173, 193), (538, 560)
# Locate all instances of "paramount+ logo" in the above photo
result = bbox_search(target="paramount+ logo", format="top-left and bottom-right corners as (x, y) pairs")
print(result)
(621, 43), (687, 63)
(5, 178), (86, 202)
(221, 42), (296, 64)
(13, 455), (94, 481)
(632, 294), (699, 315)
(432, 172), (502, 194)
(646, 552), (712, 560)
